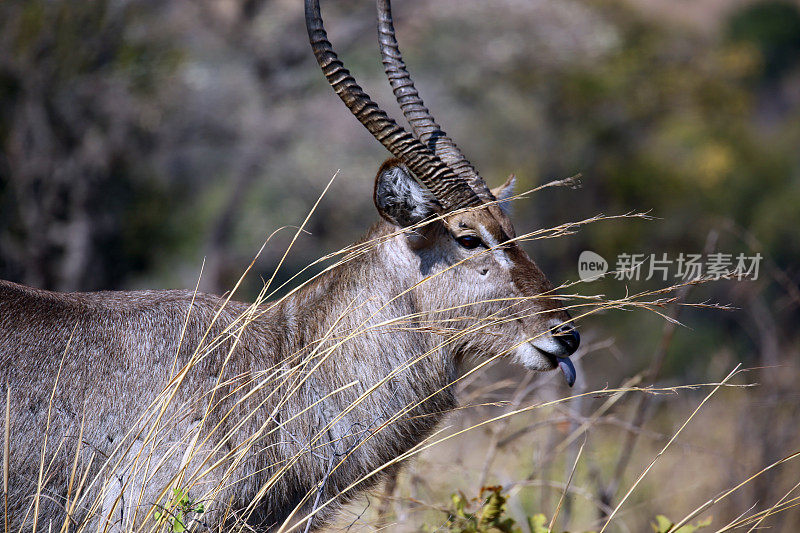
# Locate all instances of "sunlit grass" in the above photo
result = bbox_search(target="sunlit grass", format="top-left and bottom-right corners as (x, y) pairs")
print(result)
(3, 178), (796, 533)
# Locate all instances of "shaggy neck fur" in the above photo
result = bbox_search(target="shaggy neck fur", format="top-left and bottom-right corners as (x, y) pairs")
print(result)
(242, 220), (460, 528)
(2, 220), (462, 532)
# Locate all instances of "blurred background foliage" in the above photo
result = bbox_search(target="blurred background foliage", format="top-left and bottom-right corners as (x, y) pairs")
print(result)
(1, 0), (799, 530)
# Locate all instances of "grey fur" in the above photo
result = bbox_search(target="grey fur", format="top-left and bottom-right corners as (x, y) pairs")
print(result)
(374, 162), (437, 226)
(1, 162), (573, 533)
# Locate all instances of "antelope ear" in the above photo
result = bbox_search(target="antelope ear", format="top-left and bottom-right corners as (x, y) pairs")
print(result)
(374, 158), (438, 227)
(491, 174), (516, 215)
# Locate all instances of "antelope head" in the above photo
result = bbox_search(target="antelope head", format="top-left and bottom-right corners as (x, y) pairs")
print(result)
(306, 0), (580, 385)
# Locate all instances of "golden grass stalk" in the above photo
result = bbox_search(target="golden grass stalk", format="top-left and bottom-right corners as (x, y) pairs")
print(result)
(671, 449), (800, 532)
(31, 328), (75, 533)
(599, 364), (743, 532)
(8, 177), (760, 533)
(548, 437), (585, 532)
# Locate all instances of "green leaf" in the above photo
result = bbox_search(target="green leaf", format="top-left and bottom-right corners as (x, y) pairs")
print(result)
(480, 489), (506, 524)
(693, 517), (713, 528)
(173, 511), (185, 533)
(452, 493), (467, 516)
(652, 515), (674, 532)
(527, 513), (548, 533)
(651, 514), (712, 533)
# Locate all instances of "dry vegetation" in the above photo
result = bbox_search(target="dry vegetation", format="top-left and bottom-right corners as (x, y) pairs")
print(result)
(4, 191), (797, 532)
(2, 0), (800, 531)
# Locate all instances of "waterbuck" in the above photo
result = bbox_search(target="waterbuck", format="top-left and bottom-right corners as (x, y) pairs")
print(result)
(1, 0), (580, 531)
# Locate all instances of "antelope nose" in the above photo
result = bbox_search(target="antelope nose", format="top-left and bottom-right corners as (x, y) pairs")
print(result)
(553, 323), (580, 355)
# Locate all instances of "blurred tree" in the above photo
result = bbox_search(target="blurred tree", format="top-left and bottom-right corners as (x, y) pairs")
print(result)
(726, 1), (800, 81)
(1, 0), (799, 528)
(0, 0), (181, 290)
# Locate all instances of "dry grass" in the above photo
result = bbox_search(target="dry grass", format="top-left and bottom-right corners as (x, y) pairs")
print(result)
(3, 181), (796, 533)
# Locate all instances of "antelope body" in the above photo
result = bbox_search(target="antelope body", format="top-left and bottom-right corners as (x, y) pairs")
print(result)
(1, 1), (579, 531)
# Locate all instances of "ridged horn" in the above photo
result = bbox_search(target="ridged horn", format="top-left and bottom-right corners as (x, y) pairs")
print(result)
(305, 0), (482, 211)
(376, 0), (494, 201)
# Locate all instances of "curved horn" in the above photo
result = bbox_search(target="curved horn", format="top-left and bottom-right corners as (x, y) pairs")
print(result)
(305, 0), (482, 211)
(376, 0), (494, 201)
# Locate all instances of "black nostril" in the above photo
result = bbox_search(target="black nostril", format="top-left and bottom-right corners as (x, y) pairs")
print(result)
(553, 323), (580, 355)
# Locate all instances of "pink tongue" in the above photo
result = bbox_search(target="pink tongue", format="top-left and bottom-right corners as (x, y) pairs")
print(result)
(558, 358), (576, 387)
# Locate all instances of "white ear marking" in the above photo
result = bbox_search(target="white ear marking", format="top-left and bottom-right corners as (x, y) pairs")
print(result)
(374, 162), (437, 227)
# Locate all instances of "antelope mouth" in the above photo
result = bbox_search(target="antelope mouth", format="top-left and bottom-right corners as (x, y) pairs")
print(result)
(534, 346), (577, 388)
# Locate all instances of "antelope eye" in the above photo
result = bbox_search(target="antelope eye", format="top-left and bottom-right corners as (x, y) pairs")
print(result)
(455, 235), (482, 249)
